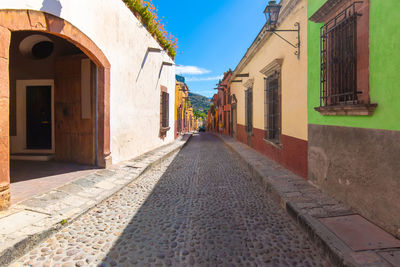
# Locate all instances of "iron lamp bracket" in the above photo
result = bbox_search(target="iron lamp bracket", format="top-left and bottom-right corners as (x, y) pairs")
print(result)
(265, 22), (300, 59)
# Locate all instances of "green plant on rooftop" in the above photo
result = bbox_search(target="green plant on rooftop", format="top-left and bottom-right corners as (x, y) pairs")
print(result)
(122, 0), (178, 59)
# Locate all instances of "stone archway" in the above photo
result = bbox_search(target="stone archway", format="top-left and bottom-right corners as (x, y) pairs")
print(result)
(0, 9), (111, 209)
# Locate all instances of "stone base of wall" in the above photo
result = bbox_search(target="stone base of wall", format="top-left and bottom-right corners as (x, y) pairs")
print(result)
(308, 124), (400, 238)
(236, 124), (308, 178)
(0, 183), (10, 210)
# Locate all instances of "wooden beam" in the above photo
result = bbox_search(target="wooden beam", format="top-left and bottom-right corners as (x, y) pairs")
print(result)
(147, 47), (162, 53)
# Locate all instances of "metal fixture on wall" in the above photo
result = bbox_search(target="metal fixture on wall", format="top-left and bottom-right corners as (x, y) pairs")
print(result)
(264, 0), (300, 59)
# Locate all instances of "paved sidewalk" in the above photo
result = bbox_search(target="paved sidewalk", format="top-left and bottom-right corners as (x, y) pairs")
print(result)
(213, 133), (400, 267)
(0, 134), (191, 266)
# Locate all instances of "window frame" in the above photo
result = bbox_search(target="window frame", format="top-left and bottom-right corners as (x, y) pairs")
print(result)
(320, 2), (359, 107)
(245, 87), (253, 135)
(264, 71), (282, 145)
(159, 86), (170, 137)
(311, 0), (377, 116)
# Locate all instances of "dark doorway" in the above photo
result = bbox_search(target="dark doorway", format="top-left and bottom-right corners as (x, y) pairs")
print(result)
(26, 85), (52, 149)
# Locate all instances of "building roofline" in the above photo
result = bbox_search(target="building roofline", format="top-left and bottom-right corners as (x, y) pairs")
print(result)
(229, 0), (301, 82)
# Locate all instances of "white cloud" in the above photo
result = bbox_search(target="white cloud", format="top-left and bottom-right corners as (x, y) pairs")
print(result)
(186, 76), (223, 82)
(176, 65), (211, 75)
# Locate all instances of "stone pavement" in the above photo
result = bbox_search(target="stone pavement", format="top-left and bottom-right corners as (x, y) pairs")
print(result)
(213, 133), (400, 267)
(10, 161), (98, 205)
(10, 133), (333, 266)
(0, 134), (191, 266)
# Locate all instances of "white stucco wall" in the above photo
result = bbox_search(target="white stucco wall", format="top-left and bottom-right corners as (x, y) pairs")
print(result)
(0, 0), (176, 164)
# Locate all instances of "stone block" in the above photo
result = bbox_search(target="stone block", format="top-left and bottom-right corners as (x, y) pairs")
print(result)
(350, 251), (392, 267)
(0, 158), (9, 183)
(0, 58), (9, 99)
(0, 210), (47, 235)
(0, 10), (31, 31)
(43, 12), (65, 34)
(0, 26), (10, 60)
(0, 185), (9, 210)
(27, 10), (47, 30)
(0, 136), (8, 165)
(0, 98), (9, 138)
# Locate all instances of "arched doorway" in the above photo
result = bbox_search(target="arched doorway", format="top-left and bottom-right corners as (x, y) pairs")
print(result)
(0, 9), (111, 209)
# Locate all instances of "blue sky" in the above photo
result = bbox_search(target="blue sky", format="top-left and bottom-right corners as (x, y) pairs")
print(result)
(154, 0), (270, 97)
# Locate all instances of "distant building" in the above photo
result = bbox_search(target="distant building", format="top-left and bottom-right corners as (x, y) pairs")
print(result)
(175, 75), (196, 138)
(217, 70), (232, 136)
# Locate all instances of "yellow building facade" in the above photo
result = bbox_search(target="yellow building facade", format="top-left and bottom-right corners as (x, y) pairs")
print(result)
(230, 0), (308, 178)
(175, 75), (197, 137)
(175, 76), (186, 138)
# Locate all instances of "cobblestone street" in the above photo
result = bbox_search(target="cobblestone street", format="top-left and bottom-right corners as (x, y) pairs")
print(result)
(12, 133), (333, 266)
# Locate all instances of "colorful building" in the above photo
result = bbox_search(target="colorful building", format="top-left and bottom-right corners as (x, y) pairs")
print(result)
(308, 0), (400, 237)
(175, 75), (196, 138)
(187, 106), (195, 132)
(175, 75), (186, 139)
(217, 70), (233, 136)
(229, 0), (308, 178)
(206, 94), (219, 132)
(0, 1), (176, 208)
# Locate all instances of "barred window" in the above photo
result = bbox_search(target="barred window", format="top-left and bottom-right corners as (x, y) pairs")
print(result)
(320, 3), (359, 107)
(161, 92), (169, 128)
(245, 88), (253, 133)
(264, 71), (281, 143)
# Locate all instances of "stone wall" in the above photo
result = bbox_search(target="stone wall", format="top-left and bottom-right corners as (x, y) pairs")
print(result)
(308, 124), (400, 238)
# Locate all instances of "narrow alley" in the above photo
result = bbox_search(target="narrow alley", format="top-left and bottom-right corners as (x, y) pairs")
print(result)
(12, 133), (332, 266)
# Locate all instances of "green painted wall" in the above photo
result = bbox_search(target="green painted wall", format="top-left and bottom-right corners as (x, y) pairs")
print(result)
(307, 0), (400, 131)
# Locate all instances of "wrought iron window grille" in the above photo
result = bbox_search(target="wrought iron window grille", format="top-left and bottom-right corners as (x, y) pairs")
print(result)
(264, 71), (281, 144)
(161, 92), (169, 128)
(245, 88), (253, 134)
(319, 2), (362, 107)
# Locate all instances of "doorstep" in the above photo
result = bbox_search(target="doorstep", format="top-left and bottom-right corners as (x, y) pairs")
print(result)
(10, 154), (54, 161)
(213, 133), (400, 267)
(0, 134), (192, 266)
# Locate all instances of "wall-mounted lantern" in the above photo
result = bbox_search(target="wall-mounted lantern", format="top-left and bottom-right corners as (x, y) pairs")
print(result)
(264, 0), (282, 26)
(264, 0), (300, 59)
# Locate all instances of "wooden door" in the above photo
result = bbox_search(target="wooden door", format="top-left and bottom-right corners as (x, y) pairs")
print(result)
(26, 86), (52, 149)
(55, 56), (95, 165)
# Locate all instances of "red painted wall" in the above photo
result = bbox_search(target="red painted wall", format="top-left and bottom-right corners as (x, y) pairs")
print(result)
(174, 120), (179, 139)
(237, 124), (308, 179)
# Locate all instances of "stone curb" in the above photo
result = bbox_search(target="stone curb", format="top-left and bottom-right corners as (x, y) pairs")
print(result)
(0, 134), (192, 266)
(212, 133), (393, 267)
